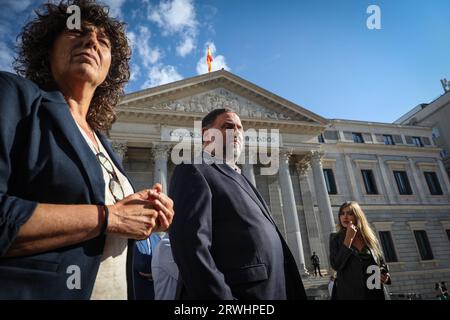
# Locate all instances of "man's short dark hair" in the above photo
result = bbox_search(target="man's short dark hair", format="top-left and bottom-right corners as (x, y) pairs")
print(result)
(201, 108), (235, 128)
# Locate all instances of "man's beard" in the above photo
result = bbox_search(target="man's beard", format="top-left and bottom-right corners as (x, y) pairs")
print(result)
(223, 140), (243, 163)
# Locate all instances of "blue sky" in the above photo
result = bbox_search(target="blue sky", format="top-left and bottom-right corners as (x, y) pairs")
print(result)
(1, 0), (449, 123)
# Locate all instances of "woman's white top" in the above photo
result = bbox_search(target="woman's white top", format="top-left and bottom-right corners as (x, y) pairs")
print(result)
(75, 123), (134, 300)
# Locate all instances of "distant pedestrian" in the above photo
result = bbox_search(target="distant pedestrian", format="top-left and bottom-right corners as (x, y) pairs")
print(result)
(435, 283), (446, 300)
(311, 252), (323, 277)
(441, 281), (449, 299)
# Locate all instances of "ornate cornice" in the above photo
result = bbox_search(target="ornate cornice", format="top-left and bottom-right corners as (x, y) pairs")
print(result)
(111, 140), (128, 160)
(311, 150), (325, 162)
(334, 141), (441, 154)
(295, 152), (313, 175)
(151, 143), (171, 160)
(118, 69), (329, 126)
(280, 149), (293, 162)
(136, 88), (297, 121)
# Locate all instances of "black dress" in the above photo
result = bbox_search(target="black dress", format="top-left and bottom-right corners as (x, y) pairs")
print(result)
(329, 232), (390, 300)
(358, 245), (385, 300)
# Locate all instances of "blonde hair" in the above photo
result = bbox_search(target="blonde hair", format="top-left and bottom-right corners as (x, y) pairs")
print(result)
(337, 201), (382, 259)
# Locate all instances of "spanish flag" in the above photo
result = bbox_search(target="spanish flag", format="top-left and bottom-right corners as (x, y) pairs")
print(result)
(206, 46), (213, 73)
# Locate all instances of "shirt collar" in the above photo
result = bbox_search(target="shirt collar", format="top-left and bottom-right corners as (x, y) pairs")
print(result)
(202, 150), (241, 174)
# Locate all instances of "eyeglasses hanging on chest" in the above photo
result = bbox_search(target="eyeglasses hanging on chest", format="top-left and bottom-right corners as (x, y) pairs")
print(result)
(96, 152), (125, 202)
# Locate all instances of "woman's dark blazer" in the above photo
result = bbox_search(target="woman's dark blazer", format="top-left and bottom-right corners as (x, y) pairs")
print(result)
(0, 71), (136, 299)
(329, 232), (391, 300)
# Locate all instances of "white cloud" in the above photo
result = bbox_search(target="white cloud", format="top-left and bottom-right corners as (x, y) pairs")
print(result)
(101, 0), (127, 18)
(127, 31), (136, 50)
(148, 9), (163, 26)
(149, 0), (197, 33)
(196, 42), (230, 75)
(147, 49), (161, 65)
(148, 0), (198, 56)
(129, 63), (141, 81)
(132, 26), (162, 67)
(0, 41), (14, 72)
(176, 36), (194, 57)
(141, 65), (183, 88)
(130, 25), (182, 89)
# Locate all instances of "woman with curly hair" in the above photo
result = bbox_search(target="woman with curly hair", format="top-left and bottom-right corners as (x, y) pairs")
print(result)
(0, 0), (174, 299)
(329, 201), (391, 300)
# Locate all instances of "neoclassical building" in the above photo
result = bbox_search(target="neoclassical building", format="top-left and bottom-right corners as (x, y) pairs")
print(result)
(395, 90), (450, 178)
(110, 70), (450, 299)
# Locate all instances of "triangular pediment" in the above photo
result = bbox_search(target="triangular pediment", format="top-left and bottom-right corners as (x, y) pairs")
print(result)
(118, 69), (328, 127)
(148, 88), (305, 122)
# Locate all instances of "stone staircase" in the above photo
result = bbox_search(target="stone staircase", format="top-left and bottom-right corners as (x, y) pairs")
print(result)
(302, 270), (331, 300)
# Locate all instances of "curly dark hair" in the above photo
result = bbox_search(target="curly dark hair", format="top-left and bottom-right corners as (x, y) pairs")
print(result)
(13, 0), (131, 132)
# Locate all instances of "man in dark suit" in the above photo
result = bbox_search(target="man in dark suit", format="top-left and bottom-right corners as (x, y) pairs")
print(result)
(169, 108), (306, 300)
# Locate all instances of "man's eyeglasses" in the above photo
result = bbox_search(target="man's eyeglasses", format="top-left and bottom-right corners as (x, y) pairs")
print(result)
(96, 152), (125, 202)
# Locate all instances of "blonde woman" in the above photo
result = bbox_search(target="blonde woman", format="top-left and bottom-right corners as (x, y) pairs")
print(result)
(329, 201), (391, 300)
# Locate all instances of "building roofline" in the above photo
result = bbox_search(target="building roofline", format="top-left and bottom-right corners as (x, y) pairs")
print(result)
(120, 69), (329, 126)
(394, 91), (450, 124)
(328, 118), (431, 130)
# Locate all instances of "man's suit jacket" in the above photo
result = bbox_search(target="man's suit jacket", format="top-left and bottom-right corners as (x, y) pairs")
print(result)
(169, 159), (306, 300)
(0, 71), (136, 299)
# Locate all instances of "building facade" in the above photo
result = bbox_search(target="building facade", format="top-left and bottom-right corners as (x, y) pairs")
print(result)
(395, 91), (450, 178)
(110, 70), (450, 299)
(320, 119), (450, 299)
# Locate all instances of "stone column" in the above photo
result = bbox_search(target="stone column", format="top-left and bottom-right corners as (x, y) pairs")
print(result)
(152, 144), (170, 194)
(377, 155), (396, 204)
(344, 154), (360, 202)
(310, 151), (336, 270)
(111, 140), (128, 164)
(437, 158), (450, 195)
(296, 155), (329, 270)
(242, 164), (256, 186)
(242, 151), (257, 186)
(278, 151), (308, 274)
(407, 157), (427, 203)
